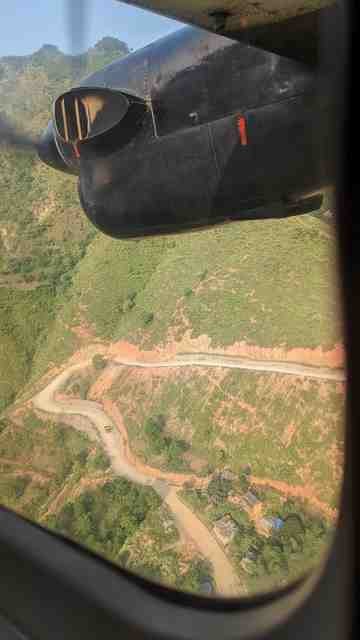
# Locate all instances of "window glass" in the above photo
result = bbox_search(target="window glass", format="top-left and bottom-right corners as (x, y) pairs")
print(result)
(0, 1), (343, 598)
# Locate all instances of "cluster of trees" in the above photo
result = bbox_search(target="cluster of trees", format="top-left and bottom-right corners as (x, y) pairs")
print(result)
(1, 177), (96, 293)
(176, 558), (213, 593)
(69, 378), (91, 399)
(91, 451), (111, 471)
(144, 415), (189, 471)
(143, 311), (154, 326)
(207, 474), (232, 504)
(4, 245), (81, 290)
(24, 412), (45, 431)
(49, 478), (161, 562)
(12, 476), (30, 499)
(0, 475), (30, 505)
(233, 500), (333, 585)
(207, 470), (250, 504)
(92, 354), (107, 371)
(126, 551), (213, 595)
(52, 427), (110, 479)
(122, 290), (137, 313)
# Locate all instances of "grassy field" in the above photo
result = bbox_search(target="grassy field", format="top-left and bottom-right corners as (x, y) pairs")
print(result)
(130, 215), (341, 349)
(0, 286), (56, 409)
(109, 366), (344, 509)
(0, 409), (110, 519)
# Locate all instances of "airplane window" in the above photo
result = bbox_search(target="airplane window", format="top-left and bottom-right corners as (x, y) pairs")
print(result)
(0, 0), (343, 600)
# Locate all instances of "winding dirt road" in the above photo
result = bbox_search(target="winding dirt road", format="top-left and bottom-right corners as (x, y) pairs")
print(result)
(33, 361), (242, 596)
(32, 353), (344, 596)
(111, 352), (345, 382)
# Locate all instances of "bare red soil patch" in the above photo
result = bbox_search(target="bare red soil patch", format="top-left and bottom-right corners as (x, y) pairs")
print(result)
(88, 364), (122, 401)
(250, 475), (338, 521)
(160, 330), (345, 369)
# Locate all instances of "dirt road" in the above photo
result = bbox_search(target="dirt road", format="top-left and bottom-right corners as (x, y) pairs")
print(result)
(33, 361), (241, 596)
(111, 352), (345, 382)
(32, 352), (343, 595)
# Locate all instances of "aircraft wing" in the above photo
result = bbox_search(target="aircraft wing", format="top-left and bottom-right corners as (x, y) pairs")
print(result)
(117, 0), (336, 64)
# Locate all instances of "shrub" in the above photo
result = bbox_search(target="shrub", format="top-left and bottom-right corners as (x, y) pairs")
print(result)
(92, 451), (111, 470)
(118, 549), (130, 566)
(72, 378), (90, 400)
(207, 474), (232, 504)
(177, 558), (213, 593)
(122, 296), (135, 313)
(184, 288), (193, 297)
(24, 412), (42, 430)
(144, 416), (166, 455)
(199, 463), (215, 477)
(13, 476), (30, 499)
(143, 312), (154, 326)
(76, 449), (89, 466)
(167, 438), (189, 470)
(55, 426), (66, 445)
(92, 354), (107, 370)
(238, 472), (250, 492)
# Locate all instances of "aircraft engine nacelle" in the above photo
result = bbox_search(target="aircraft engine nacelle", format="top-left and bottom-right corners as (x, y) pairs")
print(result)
(37, 87), (147, 177)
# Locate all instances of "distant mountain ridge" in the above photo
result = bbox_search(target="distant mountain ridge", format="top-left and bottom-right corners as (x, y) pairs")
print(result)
(0, 36), (129, 74)
(0, 36), (130, 132)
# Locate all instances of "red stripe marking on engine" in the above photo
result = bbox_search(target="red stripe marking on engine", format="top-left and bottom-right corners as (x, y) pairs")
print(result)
(237, 116), (248, 146)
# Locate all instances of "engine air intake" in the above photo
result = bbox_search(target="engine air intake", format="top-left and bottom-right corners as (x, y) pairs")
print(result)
(53, 87), (133, 145)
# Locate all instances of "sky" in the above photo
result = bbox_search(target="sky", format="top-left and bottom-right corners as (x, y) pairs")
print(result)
(0, 0), (181, 57)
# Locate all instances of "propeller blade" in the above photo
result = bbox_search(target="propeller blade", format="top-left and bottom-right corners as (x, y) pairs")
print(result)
(65, 0), (89, 81)
(0, 112), (37, 152)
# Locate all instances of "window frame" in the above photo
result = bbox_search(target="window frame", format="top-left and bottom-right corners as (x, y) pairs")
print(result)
(0, 1), (355, 638)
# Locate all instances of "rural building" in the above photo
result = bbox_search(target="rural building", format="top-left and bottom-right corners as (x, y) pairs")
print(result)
(240, 464), (252, 476)
(258, 516), (284, 536)
(213, 515), (239, 546)
(240, 548), (259, 574)
(219, 469), (237, 482)
(199, 580), (214, 595)
(242, 490), (260, 509)
(228, 494), (243, 506)
(240, 557), (256, 574)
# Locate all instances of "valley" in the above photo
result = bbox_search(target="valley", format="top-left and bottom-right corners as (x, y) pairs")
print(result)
(0, 38), (344, 596)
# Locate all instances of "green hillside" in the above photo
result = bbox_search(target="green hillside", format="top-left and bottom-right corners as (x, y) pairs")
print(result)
(0, 287), (55, 409)
(29, 211), (340, 383)
(0, 37), (128, 410)
(72, 216), (339, 349)
(0, 37), (343, 598)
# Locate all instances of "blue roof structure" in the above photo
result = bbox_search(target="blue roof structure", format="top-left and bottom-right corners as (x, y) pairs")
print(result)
(267, 516), (284, 530)
(260, 516), (284, 531)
